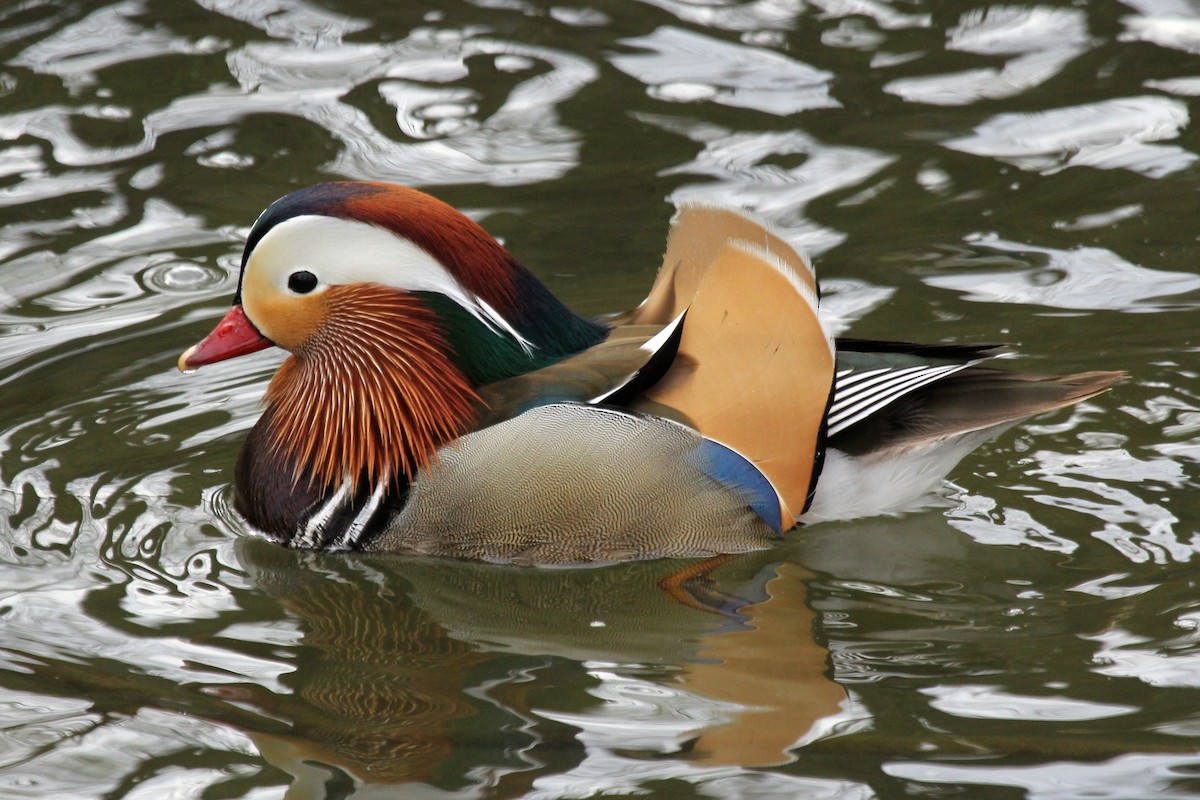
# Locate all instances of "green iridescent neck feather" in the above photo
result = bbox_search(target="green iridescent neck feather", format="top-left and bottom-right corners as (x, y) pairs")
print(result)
(416, 288), (609, 386)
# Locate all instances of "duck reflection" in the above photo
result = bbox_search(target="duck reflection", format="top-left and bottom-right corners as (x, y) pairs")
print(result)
(234, 538), (845, 793)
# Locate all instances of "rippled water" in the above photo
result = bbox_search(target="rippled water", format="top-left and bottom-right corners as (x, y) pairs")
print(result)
(2, 0), (1200, 797)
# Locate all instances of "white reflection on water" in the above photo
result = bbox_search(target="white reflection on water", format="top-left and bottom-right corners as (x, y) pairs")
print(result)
(11, 1), (227, 92)
(1146, 76), (1200, 96)
(944, 96), (1197, 178)
(1, 0), (1198, 795)
(818, 278), (897, 335)
(195, 0), (371, 42)
(1090, 625), (1200, 689)
(528, 666), (869, 799)
(635, 0), (804, 32)
(530, 759), (874, 800)
(1122, 0), (1200, 55)
(637, 114), (894, 254)
(944, 392), (1199, 564)
(947, 493), (1079, 553)
(0, 169), (126, 264)
(887, 6), (1092, 106)
(1, 198), (223, 301)
(1053, 204), (1144, 232)
(612, 26), (837, 115)
(2, 7), (590, 186)
(924, 234), (1200, 312)
(921, 684), (1137, 721)
(0, 201), (234, 378)
(327, 35), (594, 186)
(886, 753), (1200, 799)
(141, 354), (279, 448)
(1028, 447), (1196, 564)
(0, 704), (262, 800)
(539, 666), (747, 753)
(1123, 16), (1200, 55)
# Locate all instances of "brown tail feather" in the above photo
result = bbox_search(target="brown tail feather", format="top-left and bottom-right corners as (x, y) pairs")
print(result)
(831, 369), (1126, 457)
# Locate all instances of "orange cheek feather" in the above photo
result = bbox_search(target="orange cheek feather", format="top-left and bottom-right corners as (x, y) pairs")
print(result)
(260, 283), (481, 492)
(245, 293), (329, 352)
(241, 268), (330, 352)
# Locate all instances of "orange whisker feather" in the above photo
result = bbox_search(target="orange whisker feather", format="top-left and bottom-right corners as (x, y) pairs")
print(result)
(262, 285), (480, 495)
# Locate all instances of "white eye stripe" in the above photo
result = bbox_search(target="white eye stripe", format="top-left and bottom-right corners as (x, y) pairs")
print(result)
(253, 215), (460, 294)
(249, 215), (532, 351)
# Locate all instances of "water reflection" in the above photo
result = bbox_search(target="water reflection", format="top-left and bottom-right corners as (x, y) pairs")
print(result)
(0, 538), (847, 795)
(638, 115), (894, 254)
(944, 96), (1197, 179)
(11, 1), (226, 92)
(1, 2), (592, 186)
(884, 753), (1200, 799)
(1121, 0), (1200, 55)
(247, 544), (845, 787)
(924, 234), (1200, 312)
(3, 0), (1200, 795)
(886, 7), (1092, 106)
(613, 26), (836, 114)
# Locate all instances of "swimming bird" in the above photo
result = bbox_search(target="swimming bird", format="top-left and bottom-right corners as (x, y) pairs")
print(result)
(179, 182), (1122, 564)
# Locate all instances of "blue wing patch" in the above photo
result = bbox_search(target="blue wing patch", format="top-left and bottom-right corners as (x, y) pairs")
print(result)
(690, 438), (783, 535)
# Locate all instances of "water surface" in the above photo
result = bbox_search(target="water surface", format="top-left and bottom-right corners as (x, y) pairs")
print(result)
(2, 0), (1200, 797)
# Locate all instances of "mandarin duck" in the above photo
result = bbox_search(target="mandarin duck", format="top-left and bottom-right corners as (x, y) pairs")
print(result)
(179, 182), (1122, 564)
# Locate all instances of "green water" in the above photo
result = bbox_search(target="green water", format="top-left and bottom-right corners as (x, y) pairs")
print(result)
(2, 0), (1200, 797)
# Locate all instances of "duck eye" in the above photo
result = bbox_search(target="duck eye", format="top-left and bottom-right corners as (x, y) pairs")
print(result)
(287, 270), (318, 294)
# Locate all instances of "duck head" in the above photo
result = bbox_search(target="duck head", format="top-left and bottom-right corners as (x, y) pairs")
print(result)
(179, 182), (607, 539)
